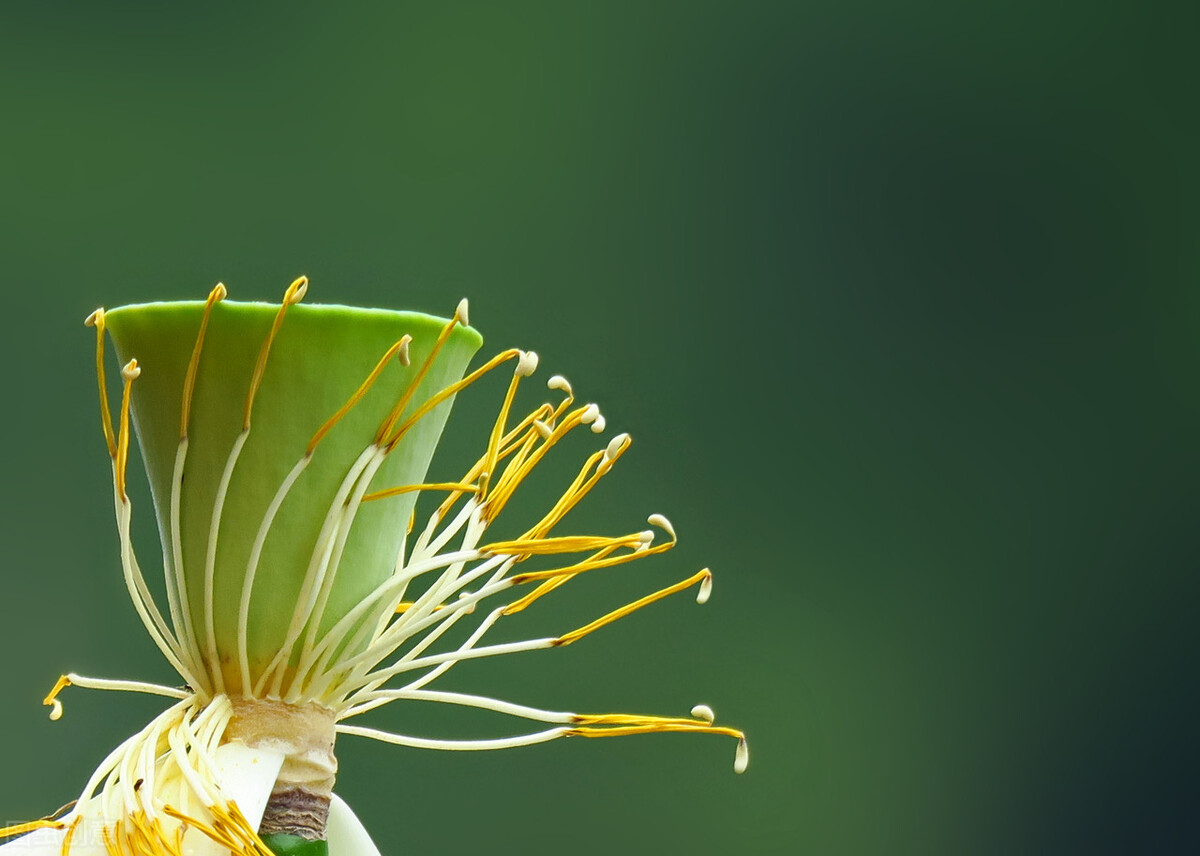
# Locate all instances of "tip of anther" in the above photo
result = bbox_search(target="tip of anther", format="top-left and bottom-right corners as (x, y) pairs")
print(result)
(455, 298), (470, 327)
(211, 282), (228, 301)
(547, 375), (572, 395)
(604, 433), (630, 461)
(47, 700), (63, 721)
(691, 704), (716, 724)
(581, 403), (600, 426)
(591, 414), (606, 434)
(286, 276), (309, 304)
(534, 420), (553, 440)
(697, 570), (713, 604)
(735, 737), (749, 774)
(647, 513), (676, 540)
(121, 359), (141, 381)
(397, 336), (412, 367)
(84, 308), (104, 328)
(516, 351), (539, 377)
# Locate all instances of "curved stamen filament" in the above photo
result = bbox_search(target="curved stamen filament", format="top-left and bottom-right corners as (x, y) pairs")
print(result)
(308, 335), (410, 455)
(375, 299), (467, 443)
(115, 360), (139, 502)
(363, 482), (479, 503)
(43, 673), (190, 721)
(383, 348), (523, 453)
(84, 308), (117, 458)
(180, 283), (227, 441)
(243, 275), (306, 431)
(556, 569), (713, 646)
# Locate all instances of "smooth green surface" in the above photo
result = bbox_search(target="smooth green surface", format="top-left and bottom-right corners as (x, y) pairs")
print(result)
(104, 301), (480, 693)
(261, 832), (329, 856)
(0, 3), (1196, 855)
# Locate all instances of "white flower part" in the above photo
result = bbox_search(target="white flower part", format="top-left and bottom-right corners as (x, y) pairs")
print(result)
(183, 743), (285, 856)
(326, 794), (382, 856)
(211, 743), (286, 836)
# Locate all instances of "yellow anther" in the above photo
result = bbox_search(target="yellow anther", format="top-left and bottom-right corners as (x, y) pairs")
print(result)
(43, 674), (72, 720)
(555, 569), (713, 646)
(284, 274), (308, 304)
(509, 534), (675, 587)
(566, 721), (744, 741)
(364, 481), (480, 503)
(383, 348), (522, 453)
(0, 818), (65, 840)
(116, 359), (139, 501)
(244, 276), (307, 431)
(84, 307), (118, 458)
(180, 283), (226, 440)
(375, 309), (463, 443)
(484, 532), (648, 558)
(307, 335), (412, 455)
(61, 815), (81, 854)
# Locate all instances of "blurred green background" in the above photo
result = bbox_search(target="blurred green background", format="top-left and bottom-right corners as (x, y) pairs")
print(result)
(0, 2), (1196, 853)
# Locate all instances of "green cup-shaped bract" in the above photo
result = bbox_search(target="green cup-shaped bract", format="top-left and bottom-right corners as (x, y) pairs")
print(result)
(105, 300), (482, 697)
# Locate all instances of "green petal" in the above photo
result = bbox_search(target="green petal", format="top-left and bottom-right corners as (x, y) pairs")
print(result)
(105, 299), (482, 696)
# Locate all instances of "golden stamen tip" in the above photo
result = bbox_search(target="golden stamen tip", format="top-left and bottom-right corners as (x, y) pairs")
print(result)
(533, 420), (553, 439)
(211, 282), (228, 301)
(84, 307), (104, 328)
(697, 570), (713, 604)
(691, 704), (716, 724)
(286, 275), (309, 303)
(455, 297), (470, 326)
(398, 335), (412, 366)
(121, 359), (141, 381)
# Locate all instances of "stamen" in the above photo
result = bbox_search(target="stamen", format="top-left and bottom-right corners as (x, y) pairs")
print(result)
(84, 308), (117, 458)
(555, 569), (713, 646)
(383, 348), (523, 453)
(243, 275), (307, 430)
(61, 815), (81, 853)
(43, 674), (71, 721)
(477, 351), (538, 500)
(115, 359), (140, 502)
(363, 481), (479, 503)
(374, 304), (465, 443)
(180, 283), (226, 440)
(308, 336), (411, 455)
(483, 532), (650, 558)
(565, 721), (747, 770)
(0, 818), (64, 840)
(691, 704), (716, 724)
(43, 673), (190, 722)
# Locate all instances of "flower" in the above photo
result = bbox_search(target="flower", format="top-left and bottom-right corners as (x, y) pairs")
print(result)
(1, 278), (746, 855)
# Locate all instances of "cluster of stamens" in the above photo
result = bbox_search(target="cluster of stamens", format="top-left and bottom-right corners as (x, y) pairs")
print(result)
(2, 278), (746, 854)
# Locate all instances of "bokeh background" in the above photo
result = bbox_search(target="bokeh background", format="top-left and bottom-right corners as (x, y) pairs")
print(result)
(1, 3), (1196, 854)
